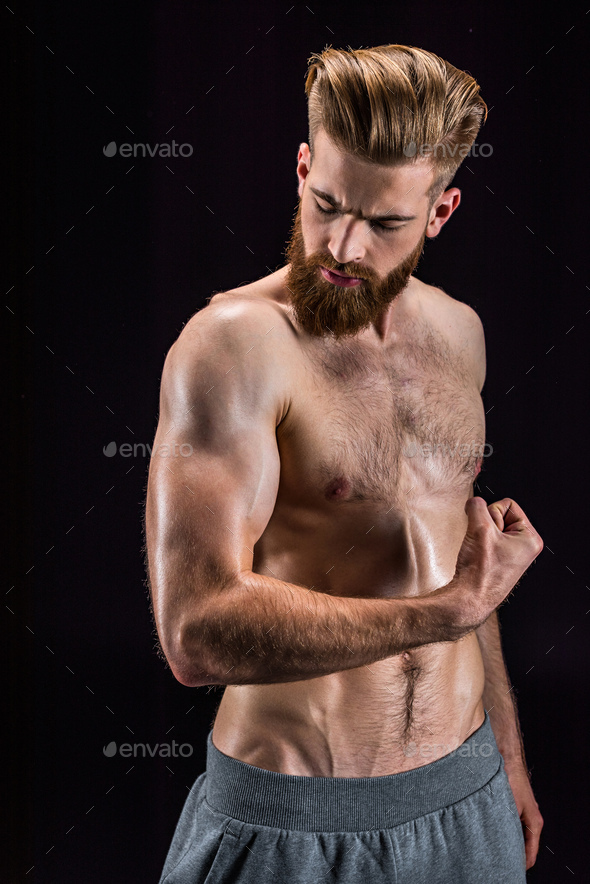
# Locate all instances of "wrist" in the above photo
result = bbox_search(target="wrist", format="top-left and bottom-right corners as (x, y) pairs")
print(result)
(429, 573), (482, 636)
(421, 583), (476, 642)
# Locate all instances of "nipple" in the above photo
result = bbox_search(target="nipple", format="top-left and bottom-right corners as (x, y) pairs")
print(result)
(324, 476), (351, 501)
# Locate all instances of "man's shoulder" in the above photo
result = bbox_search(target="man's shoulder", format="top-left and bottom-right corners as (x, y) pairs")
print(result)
(415, 278), (486, 390)
(164, 285), (296, 415)
(417, 279), (483, 337)
(205, 267), (292, 314)
(178, 284), (295, 352)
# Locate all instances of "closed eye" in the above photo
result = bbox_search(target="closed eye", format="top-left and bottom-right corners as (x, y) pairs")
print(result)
(371, 220), (401, 232)
(315, 201), (337, 217)
(314, 200), (401, 232)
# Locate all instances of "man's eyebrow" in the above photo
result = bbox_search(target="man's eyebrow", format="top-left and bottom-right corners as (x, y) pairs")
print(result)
(309, 186), (417, 223)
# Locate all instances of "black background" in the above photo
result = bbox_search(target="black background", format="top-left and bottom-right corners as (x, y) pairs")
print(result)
(6, 1), (590, 881)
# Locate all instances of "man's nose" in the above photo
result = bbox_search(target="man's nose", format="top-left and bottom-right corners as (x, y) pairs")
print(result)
(327, 218), (366, 266)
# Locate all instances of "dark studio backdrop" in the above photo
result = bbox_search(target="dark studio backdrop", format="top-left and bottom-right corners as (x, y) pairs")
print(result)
(6, 1), (590, 881)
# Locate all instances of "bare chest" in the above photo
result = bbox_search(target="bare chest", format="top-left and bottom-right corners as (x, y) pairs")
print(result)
(278, 320), (485, 507)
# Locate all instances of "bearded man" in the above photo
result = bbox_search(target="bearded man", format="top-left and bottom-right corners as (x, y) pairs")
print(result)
(146, 43), (544, 884)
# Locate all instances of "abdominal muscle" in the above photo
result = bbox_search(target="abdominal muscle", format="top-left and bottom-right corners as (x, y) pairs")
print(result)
(211, 631), (486, 777)
(211, 494), (488, 777)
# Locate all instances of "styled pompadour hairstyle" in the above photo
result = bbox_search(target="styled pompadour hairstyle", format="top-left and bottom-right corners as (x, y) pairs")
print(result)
(305, 43), (487, 203)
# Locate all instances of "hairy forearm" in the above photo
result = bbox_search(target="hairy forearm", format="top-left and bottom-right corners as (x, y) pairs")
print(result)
(476, 610), (527, 766)
(176, 571), (471, 687)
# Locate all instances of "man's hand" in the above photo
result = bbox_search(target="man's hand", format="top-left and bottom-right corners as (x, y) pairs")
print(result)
(446, 497), (544, 630)
(504, 759), (544, 870)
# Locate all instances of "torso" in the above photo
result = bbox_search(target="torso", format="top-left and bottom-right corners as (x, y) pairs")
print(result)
(210, 267), (487, 777)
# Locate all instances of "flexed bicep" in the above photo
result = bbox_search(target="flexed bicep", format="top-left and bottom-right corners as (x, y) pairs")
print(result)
(145, 299), (289, 680)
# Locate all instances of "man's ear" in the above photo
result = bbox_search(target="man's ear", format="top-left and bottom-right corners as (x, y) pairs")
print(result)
(296, 143), (311, 199)
(425, 187), (461, 238)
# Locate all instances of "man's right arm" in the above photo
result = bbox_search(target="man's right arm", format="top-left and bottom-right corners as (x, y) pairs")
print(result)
(144, 299), (541, 688)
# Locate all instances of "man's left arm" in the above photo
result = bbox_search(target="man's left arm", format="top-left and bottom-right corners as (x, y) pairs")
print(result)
(476, 611), (544, 870)
(464, 300), (543, 868)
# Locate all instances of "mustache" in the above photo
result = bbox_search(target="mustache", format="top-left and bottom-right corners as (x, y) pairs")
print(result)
(305, 254), (379, 285)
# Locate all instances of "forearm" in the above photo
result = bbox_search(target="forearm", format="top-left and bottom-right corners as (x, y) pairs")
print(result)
(178, 571), (470, 686)
(476, 610), (527, 766)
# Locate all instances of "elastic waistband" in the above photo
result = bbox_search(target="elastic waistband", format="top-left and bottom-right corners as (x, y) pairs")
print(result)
(205, 711), (501, 832)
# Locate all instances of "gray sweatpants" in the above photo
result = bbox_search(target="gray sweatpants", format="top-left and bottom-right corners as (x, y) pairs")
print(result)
(159, 711), (526, 883)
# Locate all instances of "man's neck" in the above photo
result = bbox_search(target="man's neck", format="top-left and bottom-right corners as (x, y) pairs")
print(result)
(366, 276), (420, 344)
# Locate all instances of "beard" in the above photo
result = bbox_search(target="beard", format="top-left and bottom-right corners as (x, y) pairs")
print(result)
(284, 200), (426, 338)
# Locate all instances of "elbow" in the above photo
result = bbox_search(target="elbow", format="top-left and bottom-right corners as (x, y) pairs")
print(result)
(167, 620), (221, 688)
(157, 579), (240, 687)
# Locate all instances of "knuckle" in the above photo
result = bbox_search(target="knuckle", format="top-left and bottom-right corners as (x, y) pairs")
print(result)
(526, 531), (543, 553)
(478, 521), (496, 540)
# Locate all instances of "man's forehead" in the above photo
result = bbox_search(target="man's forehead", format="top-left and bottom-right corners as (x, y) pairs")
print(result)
(310, 128), (435, 209)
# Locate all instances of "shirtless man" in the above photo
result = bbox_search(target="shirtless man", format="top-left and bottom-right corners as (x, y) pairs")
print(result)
(147, 44), (544, 883)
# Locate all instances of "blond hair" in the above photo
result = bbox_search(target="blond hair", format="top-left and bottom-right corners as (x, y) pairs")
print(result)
(305, 44), (487, 202)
